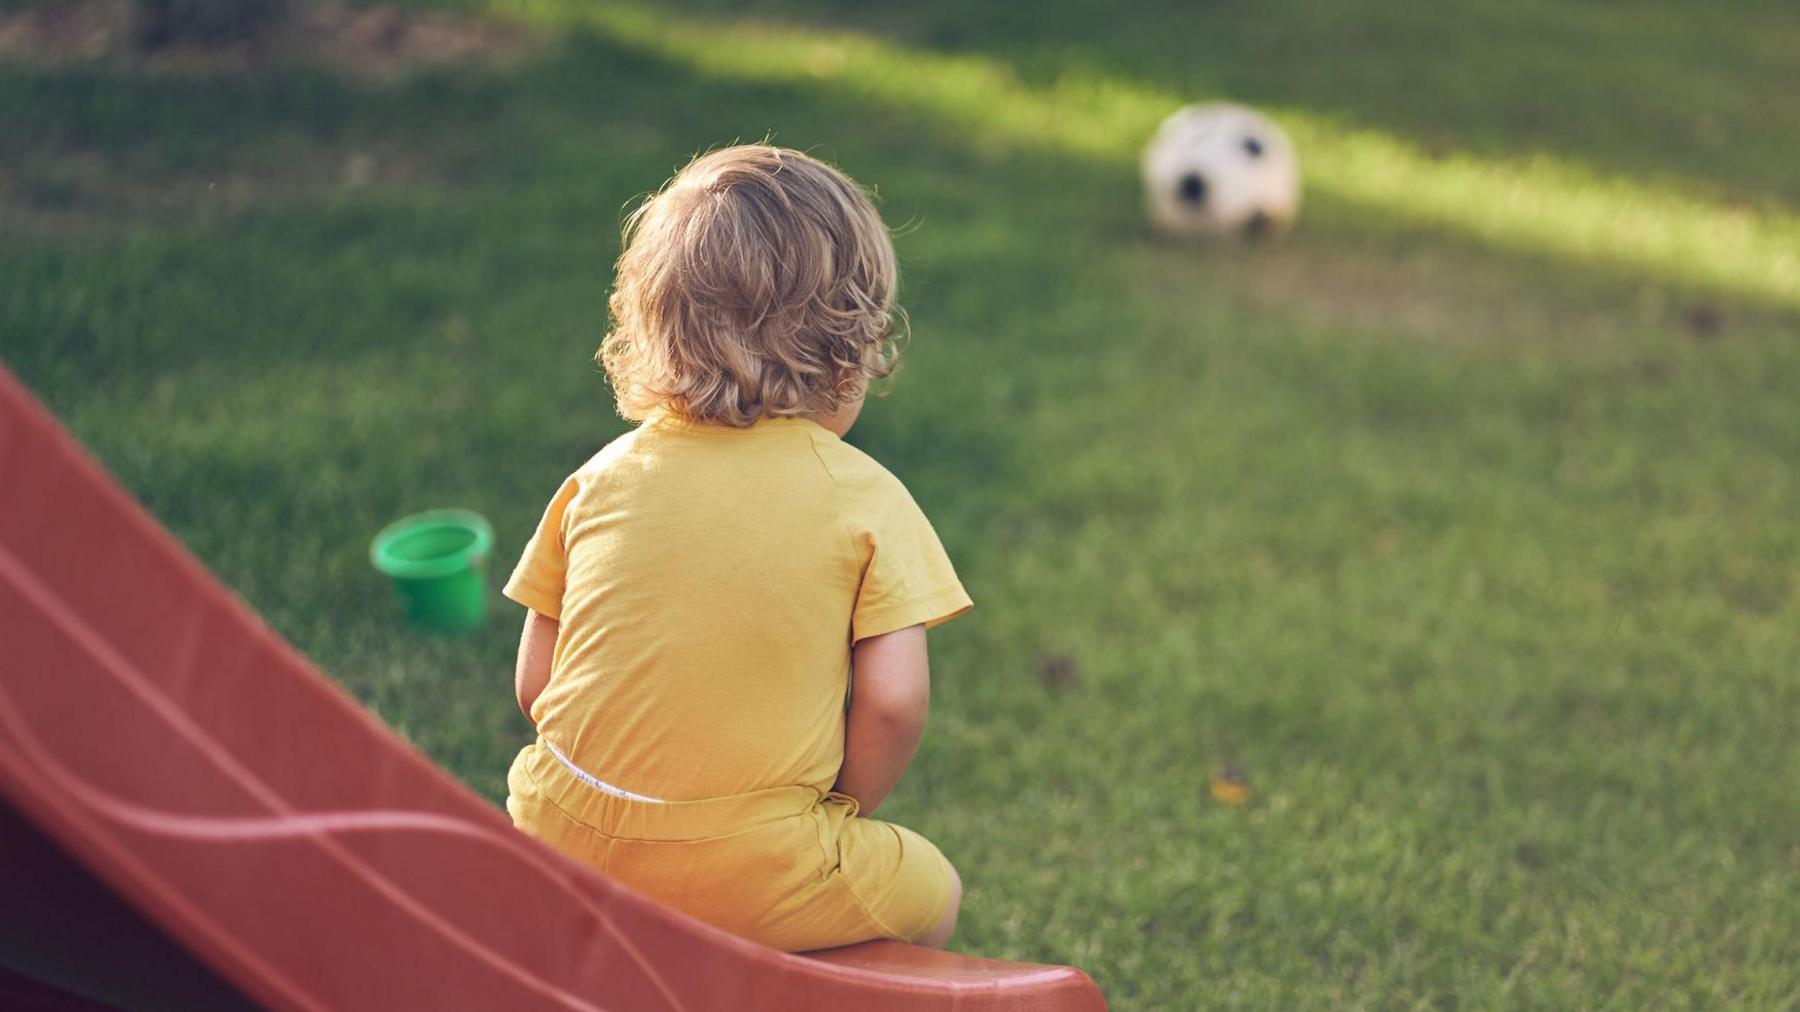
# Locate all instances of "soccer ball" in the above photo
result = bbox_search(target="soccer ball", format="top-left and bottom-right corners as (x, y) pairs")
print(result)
(1142, 103), (1301, 240)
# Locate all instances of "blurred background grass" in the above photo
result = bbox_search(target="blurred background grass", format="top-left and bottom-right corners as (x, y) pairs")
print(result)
(3, 0), (1798, 1006)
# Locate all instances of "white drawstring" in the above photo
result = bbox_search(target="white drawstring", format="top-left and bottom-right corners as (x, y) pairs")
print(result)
(541, 738), (667, 805)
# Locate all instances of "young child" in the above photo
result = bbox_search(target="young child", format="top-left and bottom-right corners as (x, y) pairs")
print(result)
(503, 145), (972, 953)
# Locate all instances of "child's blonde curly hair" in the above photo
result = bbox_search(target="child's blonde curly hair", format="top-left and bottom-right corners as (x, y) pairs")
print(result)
(599, 145), (904, 427)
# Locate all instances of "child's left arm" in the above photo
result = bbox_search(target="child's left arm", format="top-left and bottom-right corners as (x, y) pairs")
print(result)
(514, 609), (558, 719)
(833, 624), (930, 817)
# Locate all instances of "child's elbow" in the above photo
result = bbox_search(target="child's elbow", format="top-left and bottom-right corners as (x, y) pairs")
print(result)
(850, 623), (931, 735)
(864, 685), (929, 734)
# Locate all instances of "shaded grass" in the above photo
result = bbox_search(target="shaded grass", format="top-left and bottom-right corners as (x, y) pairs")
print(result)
(3, 3), (1799, 1007)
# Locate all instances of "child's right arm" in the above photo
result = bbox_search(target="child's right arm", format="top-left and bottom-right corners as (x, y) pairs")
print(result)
(833, 623), (930, 817)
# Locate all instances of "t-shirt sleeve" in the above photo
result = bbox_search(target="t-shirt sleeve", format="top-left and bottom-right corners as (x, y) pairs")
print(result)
(847, 470), (973, 643)
(503, 475), (580, 621)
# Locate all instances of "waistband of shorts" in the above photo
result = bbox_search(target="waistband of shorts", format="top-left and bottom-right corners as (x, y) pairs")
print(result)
(515, 738), (835, 841)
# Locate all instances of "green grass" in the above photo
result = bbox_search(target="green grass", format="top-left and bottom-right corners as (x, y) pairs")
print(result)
(4, 1), (1799, 1007)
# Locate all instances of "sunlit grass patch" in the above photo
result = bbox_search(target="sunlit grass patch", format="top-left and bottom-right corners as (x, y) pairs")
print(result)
(496, 0), (1800, 309)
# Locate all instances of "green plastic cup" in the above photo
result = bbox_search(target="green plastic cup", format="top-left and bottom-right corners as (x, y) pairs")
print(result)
(369, 509), (495, 632)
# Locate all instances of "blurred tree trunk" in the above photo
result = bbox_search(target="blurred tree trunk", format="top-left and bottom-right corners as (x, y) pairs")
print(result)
(135, 0), (291, 50)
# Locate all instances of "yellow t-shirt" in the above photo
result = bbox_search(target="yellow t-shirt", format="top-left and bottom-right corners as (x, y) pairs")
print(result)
(503, 410), (972, 801)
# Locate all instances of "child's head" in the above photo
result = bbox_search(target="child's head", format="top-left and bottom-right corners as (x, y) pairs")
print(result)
(600, 145), (902, 429)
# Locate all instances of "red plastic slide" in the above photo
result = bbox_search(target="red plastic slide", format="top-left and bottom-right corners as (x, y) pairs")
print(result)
(0, 366), (1106, 1011)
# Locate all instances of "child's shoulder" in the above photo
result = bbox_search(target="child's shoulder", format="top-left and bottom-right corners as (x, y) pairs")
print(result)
(804, 431), (936, 529)
(535, 427), (651, 514)
(566, 424), (654, 479)
(804, 429), (909, 495)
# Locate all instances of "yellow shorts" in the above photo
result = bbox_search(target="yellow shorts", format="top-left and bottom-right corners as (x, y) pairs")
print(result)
(505, 740), (954, 952)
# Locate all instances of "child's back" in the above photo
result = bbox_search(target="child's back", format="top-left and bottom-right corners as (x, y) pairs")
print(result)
(503, 146), (970, 952)
(510, 412), (965, 800)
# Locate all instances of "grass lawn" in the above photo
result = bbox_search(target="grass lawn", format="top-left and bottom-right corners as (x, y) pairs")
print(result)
(4, 0), (1798, 1006)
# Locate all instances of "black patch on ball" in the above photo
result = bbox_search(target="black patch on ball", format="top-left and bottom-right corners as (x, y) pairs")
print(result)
(1242, 136), (1264, 158)
(1243, 212), (1272, 240)
(1179, 172), (1208, 206)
